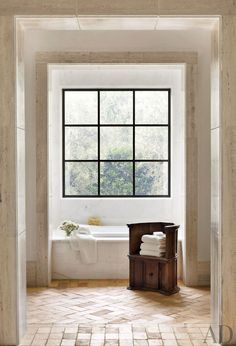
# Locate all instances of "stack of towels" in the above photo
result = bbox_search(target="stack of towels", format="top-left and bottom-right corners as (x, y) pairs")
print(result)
(140, 232), (166, 257)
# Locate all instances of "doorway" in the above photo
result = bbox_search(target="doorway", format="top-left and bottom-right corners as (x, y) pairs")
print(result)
(15, 15), (219, 345)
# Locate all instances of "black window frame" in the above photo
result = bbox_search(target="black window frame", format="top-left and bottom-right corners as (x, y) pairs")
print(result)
(62, 88), (171, 198)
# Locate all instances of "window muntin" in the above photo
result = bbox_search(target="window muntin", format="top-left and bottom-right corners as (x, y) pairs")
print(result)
(62, 89), (171, 197)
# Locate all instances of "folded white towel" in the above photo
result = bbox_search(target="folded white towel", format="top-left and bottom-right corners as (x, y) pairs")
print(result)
(140, 249), (165, 257)
(141, 234), (166, 244)
(140, 242), (166, 252)
(70, 229), (97, 264)
(153, 232), (164, 236)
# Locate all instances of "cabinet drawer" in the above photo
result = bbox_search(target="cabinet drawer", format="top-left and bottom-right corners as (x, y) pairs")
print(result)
(144, 261), (159, 289)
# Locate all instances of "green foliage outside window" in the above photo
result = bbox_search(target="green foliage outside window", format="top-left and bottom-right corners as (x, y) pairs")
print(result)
(63, 89), (170, 197)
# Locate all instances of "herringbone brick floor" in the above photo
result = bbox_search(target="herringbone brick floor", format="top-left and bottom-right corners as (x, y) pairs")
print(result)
(20, 280), (218, 346)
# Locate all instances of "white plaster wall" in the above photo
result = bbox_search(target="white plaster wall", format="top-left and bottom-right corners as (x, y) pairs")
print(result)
(24, 29), (211, 262)
(48, 65), (185, 236)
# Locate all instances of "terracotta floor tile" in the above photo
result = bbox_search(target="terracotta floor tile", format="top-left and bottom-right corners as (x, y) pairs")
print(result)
(37, 328), (51, 334)
(119, 333), (133, 340)
(90, 341), (104, 346)
(77, 333), (91, 340)
(20, 335), (35, 344)
(24, 280), (211, 346)
(64, 328), (78, 333)
(91, 333), (105, 340)
(133, 326), (146, 332)
(161, 333), (176, 340)
(163, 340), (178, 346)
(104, 341), (119, 346)
(27, 281), (210, 326)
(191, 341), (207, 346)
(174, 333), (190, 340)
(177, 341), (193, 346)
(105, 333), (119, 340)
(31, 340), (47, 346)
(61, 341), (76, 346)
(134, 340), (149, 346)
(148, 340), (163, 345)
(133, 332), (148, 340)
(189, 333), (204, 340)
(120, 341), (134, 346)
(46, 341), (61, 346)
(75, 341), (90, 346)
(33, 335), (49, 341)
(146, 331), (161, 339)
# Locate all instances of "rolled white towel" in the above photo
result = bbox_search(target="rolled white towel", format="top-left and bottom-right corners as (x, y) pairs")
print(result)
(77, 226), (91, 235)
(140, 242), (166, 252)
(141, 234), (166, 244)
(140, 249), (165, 257)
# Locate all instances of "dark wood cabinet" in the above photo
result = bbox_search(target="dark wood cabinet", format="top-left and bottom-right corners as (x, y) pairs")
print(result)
(127, 222), (180, 295)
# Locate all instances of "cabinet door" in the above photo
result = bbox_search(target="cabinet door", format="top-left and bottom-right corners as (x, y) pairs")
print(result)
(144, 261), (159, 289)
(159, 259), (177, 293)
(129, 259), (144, 288)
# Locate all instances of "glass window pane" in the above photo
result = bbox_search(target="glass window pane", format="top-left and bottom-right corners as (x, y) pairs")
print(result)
(100, 127), (133, 160)
(135, 91), (169, 124)
(135, 127), (168, 160)
(100, 91), (133, 124)
(65, 127), (98, 160)
(135, 162), (168, 196)
(65, 91), (97, 124)
(65, 162), (98, 196)
(100, 162), (133, 196)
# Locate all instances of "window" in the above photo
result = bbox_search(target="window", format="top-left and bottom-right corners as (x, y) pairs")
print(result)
(62, 89), (171, 197)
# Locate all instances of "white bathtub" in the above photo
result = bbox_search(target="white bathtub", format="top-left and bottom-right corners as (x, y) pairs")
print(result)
(87, 225), (129, 238)
(52, 225), (129, 279)
(52, 225), (182, 280)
